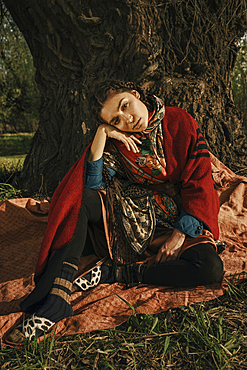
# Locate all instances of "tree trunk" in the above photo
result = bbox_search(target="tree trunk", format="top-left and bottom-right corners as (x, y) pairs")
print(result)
(3, 0), (247, 196)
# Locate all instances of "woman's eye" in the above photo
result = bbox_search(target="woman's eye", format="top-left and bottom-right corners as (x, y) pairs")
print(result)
(122, 102), (128, 110)
(114, 117), (120, 125)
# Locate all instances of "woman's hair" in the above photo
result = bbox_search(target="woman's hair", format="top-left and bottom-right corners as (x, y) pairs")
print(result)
(90, 80), (147, 125)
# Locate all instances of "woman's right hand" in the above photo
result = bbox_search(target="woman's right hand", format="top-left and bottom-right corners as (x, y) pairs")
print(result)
(103, 124), (141, 153)
(87, 124), (141, 162)
(156, 228), (186, 263)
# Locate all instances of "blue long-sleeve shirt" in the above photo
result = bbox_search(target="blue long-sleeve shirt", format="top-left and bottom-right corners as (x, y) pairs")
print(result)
(85, 157), (203, 238)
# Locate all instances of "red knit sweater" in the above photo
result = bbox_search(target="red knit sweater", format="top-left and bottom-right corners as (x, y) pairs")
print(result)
(162, 107), (219, 238)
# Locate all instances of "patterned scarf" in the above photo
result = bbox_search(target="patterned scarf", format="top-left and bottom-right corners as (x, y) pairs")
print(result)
(141, 95), (166, 169)
(102, 95), (179, 279)
(107, 95), (167, 185)
(102, 95), (182, 286)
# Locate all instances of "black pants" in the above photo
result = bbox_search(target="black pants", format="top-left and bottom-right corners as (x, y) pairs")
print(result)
(68, 189), (223, 287)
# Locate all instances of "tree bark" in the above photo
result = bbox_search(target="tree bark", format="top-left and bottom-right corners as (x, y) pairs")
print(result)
(3, 0), (247, 195)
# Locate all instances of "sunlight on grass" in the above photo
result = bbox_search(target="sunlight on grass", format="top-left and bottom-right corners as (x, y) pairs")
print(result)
(0, 133), (31, 189)
(0, 183), (22, 201)
(0, 154), (26, 166)
(0, 132), (34, 156)
(0, 155), (25, 187)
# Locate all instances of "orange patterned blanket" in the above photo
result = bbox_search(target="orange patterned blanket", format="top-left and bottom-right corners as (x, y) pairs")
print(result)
(0, 154), (246, 348)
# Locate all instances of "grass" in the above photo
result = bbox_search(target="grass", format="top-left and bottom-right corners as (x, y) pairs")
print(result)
(0, 157), (24, 200)
(0, 182), (22, 201)
(0, 154), (26, 166)
(0, 134), (247, 369)
(0, 133), (32, 199)
(0, 133), (34, 156)
(1, 284), (247, 369)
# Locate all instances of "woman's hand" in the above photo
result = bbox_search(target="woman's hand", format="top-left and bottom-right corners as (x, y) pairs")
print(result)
(156, 229), (186, 263)
(104, 124), (141, 153)
(88, 124), (141, 162)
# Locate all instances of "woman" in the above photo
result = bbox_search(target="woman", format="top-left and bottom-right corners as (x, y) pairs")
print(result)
(10, 80), (223, 342)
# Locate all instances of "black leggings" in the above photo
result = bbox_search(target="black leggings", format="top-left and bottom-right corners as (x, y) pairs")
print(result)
(67, 189), (223, 287)
(142, 243), (223, 287)
(65, 188), (106, 265)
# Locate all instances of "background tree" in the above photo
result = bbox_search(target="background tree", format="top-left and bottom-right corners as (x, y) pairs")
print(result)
(0, 6), (40, 133)
(2, 0), (247, 196)
(232, 34), (247, 131)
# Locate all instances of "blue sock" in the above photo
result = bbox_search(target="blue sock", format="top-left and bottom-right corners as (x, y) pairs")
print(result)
(35, 262), (77, 323)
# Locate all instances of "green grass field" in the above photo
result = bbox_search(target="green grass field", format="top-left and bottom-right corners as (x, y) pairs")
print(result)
(0, 155), (25, 185)
(0, 132), (34, 156)
(0, 154), (26, 166)
(0, 133), (32, 198)
(1, 282), (247, 369)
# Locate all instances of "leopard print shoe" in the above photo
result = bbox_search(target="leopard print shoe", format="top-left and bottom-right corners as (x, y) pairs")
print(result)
(23, 314), (55, 341)
(73, 256), (114, 292)
(7, 314), (55, 343)
(74, 265), (102, 291)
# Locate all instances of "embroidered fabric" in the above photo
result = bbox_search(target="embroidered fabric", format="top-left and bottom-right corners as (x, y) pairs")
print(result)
(103, 151), (179, 255)
(101, 96), (181, 262)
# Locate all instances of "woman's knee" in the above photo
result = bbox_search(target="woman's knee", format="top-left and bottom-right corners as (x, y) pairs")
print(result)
(83, 189), (101, 213)
(196, 245), (223, 285)
(182, 243), (224, 285)
(208, 252), (224, 283)
(83, 188), (100, 204)
(82, 188), (104, 227)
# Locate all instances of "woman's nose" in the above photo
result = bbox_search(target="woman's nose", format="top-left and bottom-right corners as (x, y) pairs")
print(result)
(124, 114), (133, 124)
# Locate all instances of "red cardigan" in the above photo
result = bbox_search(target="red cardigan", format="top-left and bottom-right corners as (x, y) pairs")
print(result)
(162, 107), (219, 238)
(35, 107), (219, 277)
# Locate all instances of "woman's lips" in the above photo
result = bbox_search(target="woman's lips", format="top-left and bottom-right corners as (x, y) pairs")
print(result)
(133, 118), (141, 129)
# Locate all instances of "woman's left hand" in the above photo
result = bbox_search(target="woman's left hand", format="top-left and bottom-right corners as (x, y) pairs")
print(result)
(156, 228), (186, 263)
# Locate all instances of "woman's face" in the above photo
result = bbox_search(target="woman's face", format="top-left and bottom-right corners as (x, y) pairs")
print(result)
(100, 90), (149, 132)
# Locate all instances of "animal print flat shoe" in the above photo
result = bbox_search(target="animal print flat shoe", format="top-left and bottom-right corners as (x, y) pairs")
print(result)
(7, 314), (55, 343)
(22, 314), (55, 341)
(73, 257), (115, 292)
